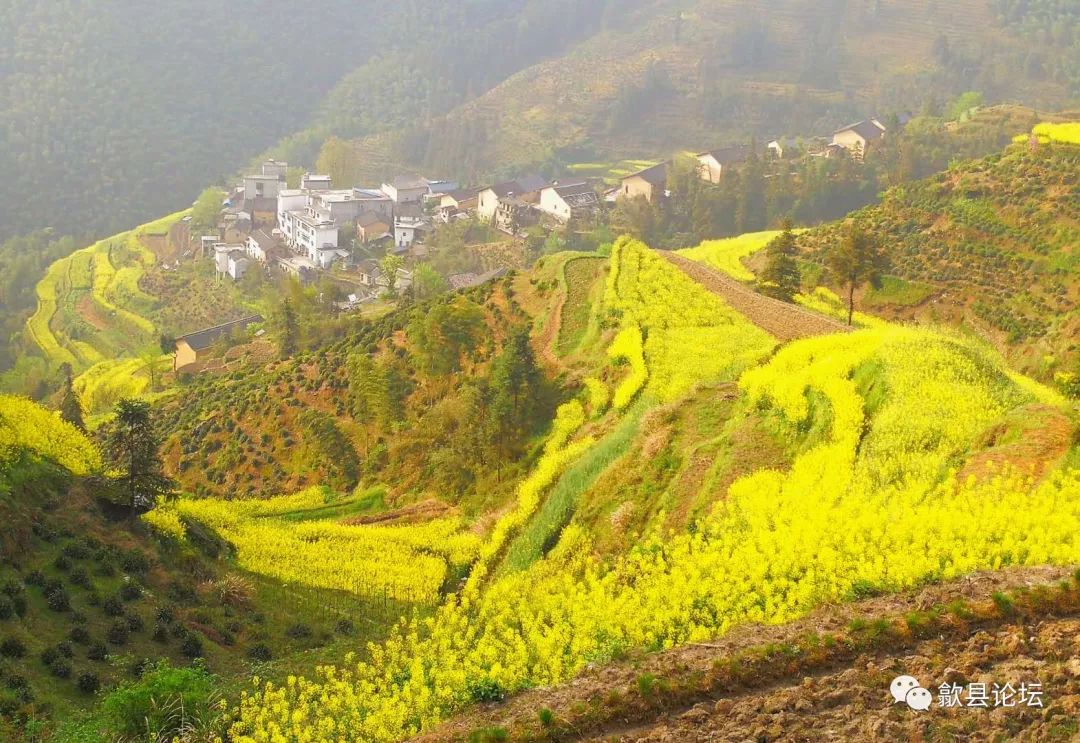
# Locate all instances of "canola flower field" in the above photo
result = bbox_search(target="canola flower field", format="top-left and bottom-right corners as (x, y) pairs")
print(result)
(219, 239), (1080, 742)
(145, 488), (481, 605)
(675, 230), (787, 282)
(0, 395), (101, 476)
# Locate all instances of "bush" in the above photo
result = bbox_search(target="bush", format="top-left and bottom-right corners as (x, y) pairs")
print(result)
(284, 623), (312, 640)
(126, 613), (145, 633)
(246, 643), (272, 662)
(0, 597), (15, 621)
(100, 660), (218, 740)
(47, 587), (71, 612)
(152, 622), (170, 643)
(77, 672), (101, 694)
(119, 583), (143, 602)
(180, 633), (204, 658)
(50, 658), (72, 679)
(69, 567), (92, 589)
(103, 595), (125, 617)
(0, 637), (27, 658)
(106, 621), (130, 646)
(334, 619), (354, 636)
(466, 677), (506, 703)
(56, 641), (74, 658)
(121, 550), (150, 574)
(69, 626), (91, 645)
(53, 554), (72, 572)
(87, 643), (109, 661)
(40, 647), (59, 667)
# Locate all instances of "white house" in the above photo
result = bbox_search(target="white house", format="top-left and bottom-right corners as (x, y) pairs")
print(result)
(477, 176), (547, 223)
(245, 229), (278, 262)
(538, 182), (599, 223)
(227, 251), (250, 281)
(300, 173), (332, 191)
(394, 215), (429, 251)
(696, 145), (750, 184)
(830, 120), (886, 160)
(381, 176), (429, 204)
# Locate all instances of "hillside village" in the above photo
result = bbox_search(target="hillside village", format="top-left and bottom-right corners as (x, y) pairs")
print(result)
(200, 115), (901, 304)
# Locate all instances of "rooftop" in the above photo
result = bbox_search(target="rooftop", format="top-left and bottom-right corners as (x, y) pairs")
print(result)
(177, 315), (264, 352)
(624, 162), (668, 185)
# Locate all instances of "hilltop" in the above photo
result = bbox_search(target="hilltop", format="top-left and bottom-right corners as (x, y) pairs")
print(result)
(794, 126), (1080, 376)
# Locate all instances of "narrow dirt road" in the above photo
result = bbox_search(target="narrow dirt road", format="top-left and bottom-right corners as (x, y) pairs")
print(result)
(662, 252), (850, 341)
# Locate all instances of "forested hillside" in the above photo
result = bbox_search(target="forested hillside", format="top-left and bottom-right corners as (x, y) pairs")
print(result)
(0, 0), (620, 240)
(796, 128), (1080, 375)
(331, 0), (1080, 182)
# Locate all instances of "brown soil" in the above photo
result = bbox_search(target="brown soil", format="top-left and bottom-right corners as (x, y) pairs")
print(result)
(413, 566), (1078, 743)
(662, 253), (850, 341)
(345, 499), (453, 526)
(960, 405), (1078, 484)
(75, 293), (109, 331)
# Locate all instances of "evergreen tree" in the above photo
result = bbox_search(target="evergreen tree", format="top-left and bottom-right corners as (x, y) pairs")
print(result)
(59, 372), (86, 432)
(486, 329), (544, 467)
(104, 398), (172, 513)
(826, 223), (887, 325)
(279, 300), (299, 357)
(757, 220), (801, 302)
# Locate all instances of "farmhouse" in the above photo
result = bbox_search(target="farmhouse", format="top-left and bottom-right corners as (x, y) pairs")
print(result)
(477, 175), (547, 223)
(245, 229), (280, 262)
(696, 146), (750, 184)
(356, 211), (391, 244)
(381, 176), (429, 205)
(619, 162), (668, 203)
(831, 120), (886, 160)
(173, 315), (264, 371)
(538, 181), (600, 223)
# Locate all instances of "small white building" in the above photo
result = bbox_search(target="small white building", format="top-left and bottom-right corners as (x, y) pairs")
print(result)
(538, 182), (600, 223)
(696, 146), (750, 185)
(394, 215), (429, 250)
(381, 176), (429, 204)
(246, 229), (278, 262)
(301, 173), (333, 191)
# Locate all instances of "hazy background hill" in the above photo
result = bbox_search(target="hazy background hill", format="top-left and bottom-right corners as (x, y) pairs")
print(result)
(0, 0), (625, 240)
(2, 0), (1076, 241)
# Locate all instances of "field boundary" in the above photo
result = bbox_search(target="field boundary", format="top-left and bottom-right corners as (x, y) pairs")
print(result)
(661, 252), (850, 341)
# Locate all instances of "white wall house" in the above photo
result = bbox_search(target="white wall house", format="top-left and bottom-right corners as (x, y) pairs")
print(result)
(538, 182), (599, 223)
(381, 176), (429, 204)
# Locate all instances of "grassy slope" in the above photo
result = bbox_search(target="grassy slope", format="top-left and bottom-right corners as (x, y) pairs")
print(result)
(796, 136), (1080, 376)
(347, 0), (1068, 181)
(0, 401), (399, 740)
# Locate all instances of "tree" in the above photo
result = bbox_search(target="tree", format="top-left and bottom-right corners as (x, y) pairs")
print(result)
(104, 398), (171, 513)
(411, 263), (448, 301)
(757, 220), (801, 302)
(486, 328), (544, 463)
(190, 188), (225, 235)
(138, 346), (167, 391)
(278, 299), (299, 357)
(59, 371), (86, 432)
(826, 223), (887, 325)
(316, 136), (360, 188)
(379, 254), (406, 298)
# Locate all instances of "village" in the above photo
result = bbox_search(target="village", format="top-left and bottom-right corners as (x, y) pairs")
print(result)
(196, 116), (899, 309)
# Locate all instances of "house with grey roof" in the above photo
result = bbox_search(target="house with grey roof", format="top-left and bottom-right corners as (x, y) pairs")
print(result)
(173, 314), (264, 371)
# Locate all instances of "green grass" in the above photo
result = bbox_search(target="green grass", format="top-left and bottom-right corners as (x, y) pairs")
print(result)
(863, 276), (936, 307)
(557, 257), (606, 357)
(502, 403), (645, 573)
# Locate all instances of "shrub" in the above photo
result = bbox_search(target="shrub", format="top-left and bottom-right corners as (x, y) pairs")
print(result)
(50, 659), (72, 679)
(106, 622), (130, 646)
(152, 623), (169, 643)
(0, 597), (15, 621)
(284, 623), (312, 640)
(77, 672), (101, 694)
(69, 567), (92, 589)
(126, 613), (145, 633)
(102, 595), (125, 617)
(0, 638), (27, 658)
(538, 707), (555, 727)
(246, 643), (272, 662)
(180, 633), (203, 658)
(466, 677), (506, 703)
(69, 626), (91, 645)
(87, 643), (109, 661)
(100, 660), (218, 740)
(119, 583), (143, 602)
(47, 587), (71, 612)
(334, 619), (354, 636)
(40, 647), (59, 667)
(56, 641), (74, 658)
(53, 554), (72, 572)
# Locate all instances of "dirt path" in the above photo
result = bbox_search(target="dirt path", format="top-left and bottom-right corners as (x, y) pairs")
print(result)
(662, 252), (850, 341)
(413, 566), (1077, 743)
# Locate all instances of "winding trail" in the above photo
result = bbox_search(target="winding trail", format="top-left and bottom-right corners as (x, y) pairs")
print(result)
(661, 252), (850, 341)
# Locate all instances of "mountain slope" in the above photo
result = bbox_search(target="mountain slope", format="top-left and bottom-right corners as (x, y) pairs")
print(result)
(341, 0), (1079, 182)
(796, 130), (1080, 376)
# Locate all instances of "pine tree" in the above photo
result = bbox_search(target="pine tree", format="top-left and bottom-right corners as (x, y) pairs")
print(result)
(105, 398), (172, 513)
(757, 220), (801, 302)
(827, 222), (887, 325)
(279, 300), (299, 357)
(59, 373), (86, 432)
